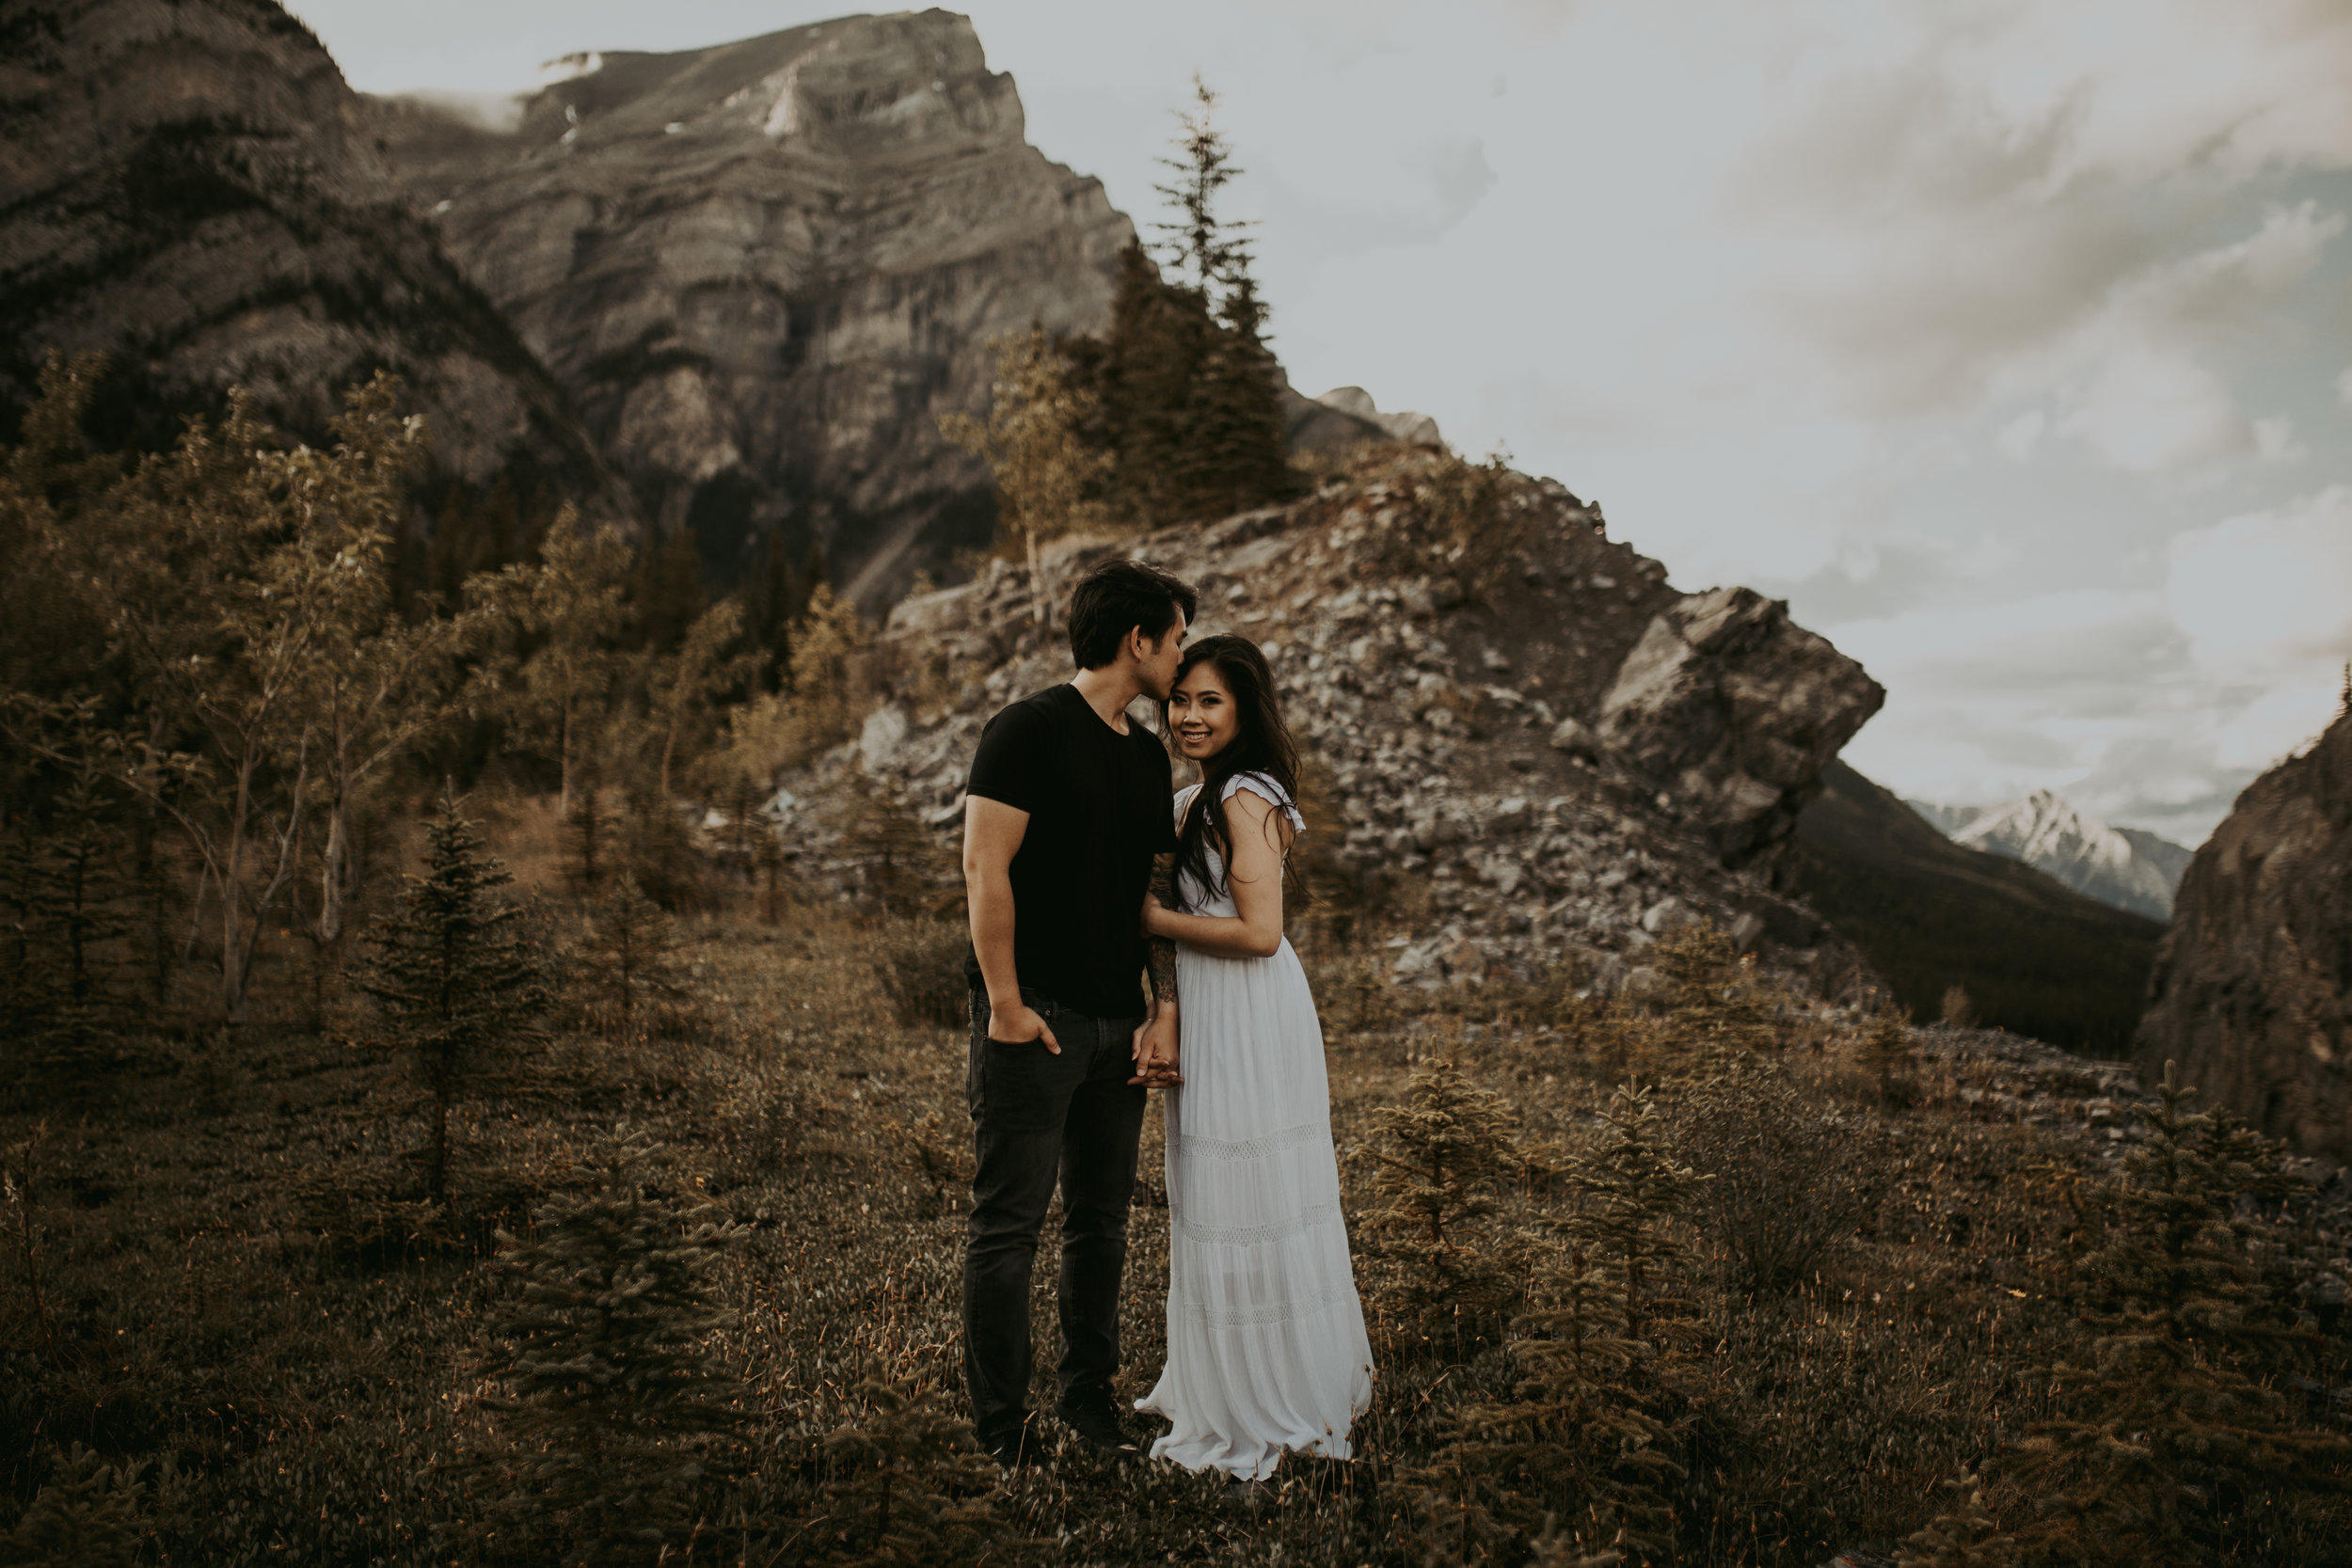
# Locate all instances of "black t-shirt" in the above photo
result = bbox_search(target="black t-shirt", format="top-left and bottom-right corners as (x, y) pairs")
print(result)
(963, 683), (1178, 1019)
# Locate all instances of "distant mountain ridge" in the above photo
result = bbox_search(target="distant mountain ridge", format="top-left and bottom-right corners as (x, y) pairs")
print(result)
(1902, 788), (2190, 920)
(1785, 765), (2166, 1054)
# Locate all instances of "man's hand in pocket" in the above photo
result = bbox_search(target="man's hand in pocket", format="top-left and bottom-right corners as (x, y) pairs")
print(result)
(987, 1000), (1061, 1054)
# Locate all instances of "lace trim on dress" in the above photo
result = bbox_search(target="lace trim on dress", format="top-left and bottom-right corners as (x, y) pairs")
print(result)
(1194, 1279), (1362, 1329)
(1174, 1198), (1343, 1247)
(1170, 1122), (1329, 1161)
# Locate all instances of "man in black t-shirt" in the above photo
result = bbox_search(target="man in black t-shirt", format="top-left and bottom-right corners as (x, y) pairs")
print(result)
(960, 557), (1196, 1467)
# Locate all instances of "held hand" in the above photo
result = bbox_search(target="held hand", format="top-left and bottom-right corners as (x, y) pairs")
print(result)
(987, 1000), (1061, 1055)
(1139, 892), (1170, 939)
(1128, 1015), (1183, 1086)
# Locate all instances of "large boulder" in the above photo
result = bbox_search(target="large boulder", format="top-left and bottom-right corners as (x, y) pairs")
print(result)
(2137, 707), (2352, 1161)
(1597, 587), (1885, 868)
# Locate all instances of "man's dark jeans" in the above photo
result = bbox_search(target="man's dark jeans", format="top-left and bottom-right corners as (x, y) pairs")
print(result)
(962, 986), (1148, 1443)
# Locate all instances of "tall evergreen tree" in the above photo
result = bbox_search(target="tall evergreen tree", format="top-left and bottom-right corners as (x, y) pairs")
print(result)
(1069, 78), (1295, 530)
(358, 787), (548, 1208)
(478, 1132), (744, 1563)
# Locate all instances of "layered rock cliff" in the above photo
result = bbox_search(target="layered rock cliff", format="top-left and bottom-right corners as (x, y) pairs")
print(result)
(790, 450), (1883, 989)
(0, 0), (620, 514)
(365, 12), (1136, 603)
(2137, 706), (2352, 1161)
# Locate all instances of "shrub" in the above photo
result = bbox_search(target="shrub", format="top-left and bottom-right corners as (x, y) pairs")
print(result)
(1671, 1063), (1863, 1296)
(1938, 985), (1977, 1029)
(869, 917), (969, 1028)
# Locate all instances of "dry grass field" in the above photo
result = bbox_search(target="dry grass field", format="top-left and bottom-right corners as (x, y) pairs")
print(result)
(4, 809), (2347, 1566)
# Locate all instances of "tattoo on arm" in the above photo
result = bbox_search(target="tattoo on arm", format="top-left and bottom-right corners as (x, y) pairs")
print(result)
(1147, 853), (1178, 1011)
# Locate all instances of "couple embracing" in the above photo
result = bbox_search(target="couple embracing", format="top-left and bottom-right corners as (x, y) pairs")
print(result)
(959, 558), (1373, 1482)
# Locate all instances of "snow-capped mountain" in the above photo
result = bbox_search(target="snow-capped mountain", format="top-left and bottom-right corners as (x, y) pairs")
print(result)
(1902, 789), (2190, 921)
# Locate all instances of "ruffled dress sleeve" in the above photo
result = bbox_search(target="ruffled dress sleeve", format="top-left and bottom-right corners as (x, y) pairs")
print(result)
(1219, 772), (1305, 832)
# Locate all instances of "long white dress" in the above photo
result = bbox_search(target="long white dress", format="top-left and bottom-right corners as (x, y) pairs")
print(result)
(1136, 773), (1374, 1480)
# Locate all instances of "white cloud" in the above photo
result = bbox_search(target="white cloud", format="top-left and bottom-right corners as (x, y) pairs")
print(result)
(2058, 350), (2250, 473)
(2168, 488), (2352, 675)
(1994, 409), (2045, 460)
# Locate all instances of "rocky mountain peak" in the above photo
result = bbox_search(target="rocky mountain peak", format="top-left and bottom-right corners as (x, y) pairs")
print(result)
(490, 13), (1025, 166)
(366, 9), (1135, 602)
(1907, 785), (2188, 920)
(0, 0), (622, 514)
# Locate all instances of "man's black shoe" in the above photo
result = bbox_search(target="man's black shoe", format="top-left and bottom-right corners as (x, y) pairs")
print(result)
(979, 1420), (1053, 1472)
(1054, 1396), (1141, 1460)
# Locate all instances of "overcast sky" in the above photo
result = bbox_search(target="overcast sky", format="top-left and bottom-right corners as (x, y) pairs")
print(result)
(294, 0), (2352, 845)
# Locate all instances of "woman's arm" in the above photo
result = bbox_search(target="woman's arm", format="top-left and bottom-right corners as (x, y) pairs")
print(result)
(1143, 787), (1293, 958)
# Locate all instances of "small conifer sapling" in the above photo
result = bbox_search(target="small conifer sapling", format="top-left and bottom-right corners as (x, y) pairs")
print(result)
(358, 787), (548, 1207)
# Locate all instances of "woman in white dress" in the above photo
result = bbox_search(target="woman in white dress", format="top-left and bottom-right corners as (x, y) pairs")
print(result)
(1133, 634), (1374, 1482)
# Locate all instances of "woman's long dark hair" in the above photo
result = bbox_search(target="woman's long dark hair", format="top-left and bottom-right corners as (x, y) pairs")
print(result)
(1164, 635), (1301, 911)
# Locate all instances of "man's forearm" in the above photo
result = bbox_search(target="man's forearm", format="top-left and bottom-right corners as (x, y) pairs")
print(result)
(968, 869), (1022, 1005)
(1145, 852), (1179, 1020)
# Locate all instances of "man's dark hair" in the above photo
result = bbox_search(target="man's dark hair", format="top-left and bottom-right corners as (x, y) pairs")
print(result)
(1067, 559), (1197, 670)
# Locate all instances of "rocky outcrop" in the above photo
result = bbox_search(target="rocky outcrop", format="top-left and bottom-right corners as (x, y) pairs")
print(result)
(1312, 386), (1440, 448)
(1597, 587), (1885, 867)
(365, 12), (1135, 603)
(787, 450), (1882, 990)
(0, 0), (620, 515)
(2137, 707), (2352, 1161)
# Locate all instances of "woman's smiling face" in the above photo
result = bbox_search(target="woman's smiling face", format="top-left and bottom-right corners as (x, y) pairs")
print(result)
(1168, 660), (1238, 762)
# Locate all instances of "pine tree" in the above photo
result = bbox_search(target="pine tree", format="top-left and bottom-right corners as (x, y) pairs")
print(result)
(1652, 921), (1777, 1072)
(810, 1377), (1010, 1566)
(617, 784), (703, 911)
(1453, 1086), (1702, 1561)
(563, 777), (616, 895)
(0, 1445), (149, 1568)
(580, 872), (687, 1024)
(1362, 1047), (1523, 1354)
(358, 788), (548, 1208)
(1898, 1471), (2018, 1568)
(1854, 1007), (1917, 1108)
(2006, 1060), (2350, 1564)
(1565, 1085), (1706, 1338)
(630, 524), (707, 656)
(837, 783), (954, 919)
(1, 742), (129, 1088)
(478, 1132), (745, 1563)
(1066, 78), (1295, 530)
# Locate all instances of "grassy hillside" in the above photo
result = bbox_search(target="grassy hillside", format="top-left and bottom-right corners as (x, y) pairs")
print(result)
(1779, 760), (2164, 1055)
